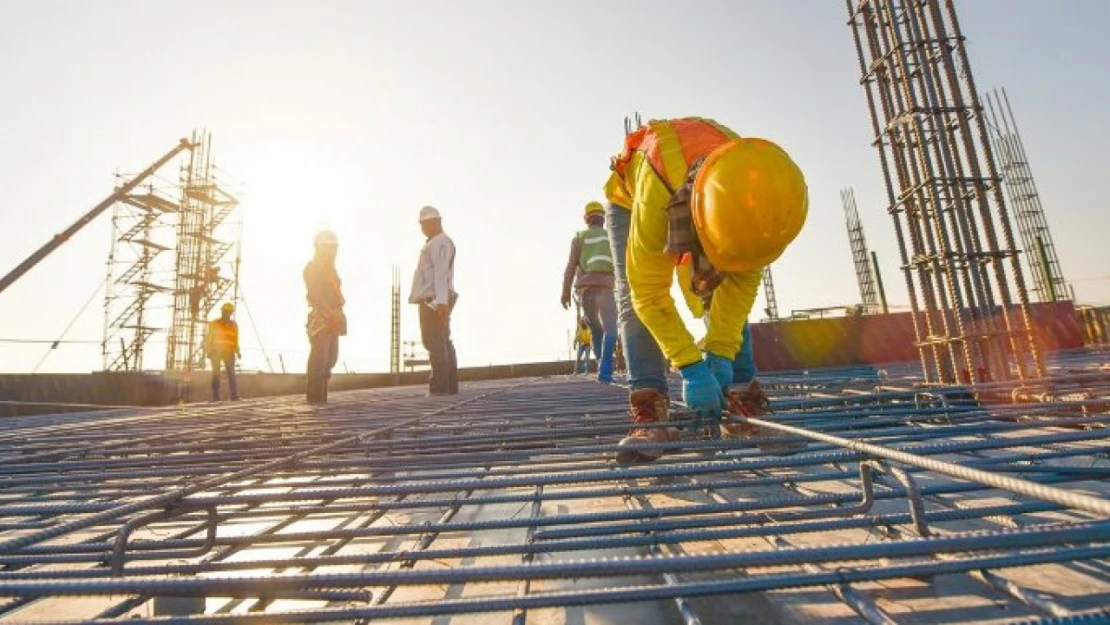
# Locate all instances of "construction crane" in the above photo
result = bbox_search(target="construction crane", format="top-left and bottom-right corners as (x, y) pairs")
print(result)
(0, 139), (194, 297)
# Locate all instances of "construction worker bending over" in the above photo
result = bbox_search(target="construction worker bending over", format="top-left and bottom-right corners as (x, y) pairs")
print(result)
(574, 318), (593, 374)
(561, 201), (618, 383)
(204, 302), (241, 401)
(604, 117), (807, 463)
(305, 230), (346, 404)
(409, 206), (459, 396)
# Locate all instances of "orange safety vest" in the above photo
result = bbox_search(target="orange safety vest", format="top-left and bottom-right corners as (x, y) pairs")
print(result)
(205, 318), (239, 356)
(610, 118), (737, 193)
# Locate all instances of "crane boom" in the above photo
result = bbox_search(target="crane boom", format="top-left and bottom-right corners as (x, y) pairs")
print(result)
(0, 138), (194, 296)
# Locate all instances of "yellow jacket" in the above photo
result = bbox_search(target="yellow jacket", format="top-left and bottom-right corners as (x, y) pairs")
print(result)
(576, 326), (591, 347)
(604, 118), (762, 369)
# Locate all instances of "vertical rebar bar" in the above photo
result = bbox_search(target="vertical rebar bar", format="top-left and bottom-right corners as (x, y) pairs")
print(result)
(872, 251), (890, 314)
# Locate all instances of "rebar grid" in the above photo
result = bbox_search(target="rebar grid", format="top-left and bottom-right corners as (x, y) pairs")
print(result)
(1, 352), (1109, 623)
(847, 0), (1045, 385)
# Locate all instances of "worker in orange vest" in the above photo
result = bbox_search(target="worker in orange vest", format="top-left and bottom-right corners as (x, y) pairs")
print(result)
(603, 117), (808, 462)
(204, 302), (241, 401)
(305, 230), (346, 404)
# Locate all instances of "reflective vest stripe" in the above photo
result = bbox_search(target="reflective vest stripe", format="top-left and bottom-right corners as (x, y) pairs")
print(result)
(578, 227), (614, 274)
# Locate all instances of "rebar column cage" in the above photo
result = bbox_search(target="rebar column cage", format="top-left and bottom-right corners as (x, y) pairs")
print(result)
(165, 130), (242, 372)
(841, 187), (881, 313)
(984, 87), (1071, 304)
(762, 266), (780, 321)
(846, 0), (1044, 385)
(390, 265), (401, 375)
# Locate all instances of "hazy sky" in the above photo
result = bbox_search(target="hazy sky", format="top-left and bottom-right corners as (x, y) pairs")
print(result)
(2, 0), (1108, 374)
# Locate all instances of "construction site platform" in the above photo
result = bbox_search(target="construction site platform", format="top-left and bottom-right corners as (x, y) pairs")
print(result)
(3, 352), (1110, 624)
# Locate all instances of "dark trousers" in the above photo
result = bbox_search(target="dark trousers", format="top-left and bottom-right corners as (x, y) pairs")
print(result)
(419, 304), (458, 395)
(307, 333), (339, 383)
(210, 353), (238, 400)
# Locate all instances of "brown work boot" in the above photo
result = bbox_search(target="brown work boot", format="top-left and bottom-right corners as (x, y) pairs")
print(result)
(722, 380), (804, 453)
(616, 389), (681, 464)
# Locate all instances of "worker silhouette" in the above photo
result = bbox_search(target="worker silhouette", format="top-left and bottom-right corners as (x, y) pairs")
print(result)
(204, 302), (240, 401)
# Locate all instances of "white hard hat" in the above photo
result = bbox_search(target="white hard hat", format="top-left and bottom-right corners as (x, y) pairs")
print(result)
(314, 230), (338, 247)
(419, 205), (441, 222)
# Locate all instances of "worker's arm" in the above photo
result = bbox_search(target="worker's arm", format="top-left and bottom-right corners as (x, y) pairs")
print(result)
(232, 322), (241, 356)
(625, 158), (702, 369)
(431, 238), (452, 308)
(561, 235), (581, 306)
(304, 265), (325, 308)
(703, 269), (762, 361)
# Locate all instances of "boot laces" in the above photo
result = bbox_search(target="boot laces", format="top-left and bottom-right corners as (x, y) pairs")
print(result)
(729, 385), (770, 418)
(628, 399), (660, 438)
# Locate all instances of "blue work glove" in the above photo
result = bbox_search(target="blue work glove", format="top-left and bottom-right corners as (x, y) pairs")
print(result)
(704, 352), (734, 391)
(678, 361), (726, 418)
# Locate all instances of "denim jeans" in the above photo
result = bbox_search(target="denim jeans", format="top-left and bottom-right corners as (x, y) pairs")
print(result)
(419, 304), (459, 394)
(578, 286), (617, 358)
(605, 204), (669, 394)
(579, 285), (618, 379)
(575, 343), (592, 373)
(210, 353), (238, 400)
(605, 203), (757, 394)
(307, 333), (339, 382)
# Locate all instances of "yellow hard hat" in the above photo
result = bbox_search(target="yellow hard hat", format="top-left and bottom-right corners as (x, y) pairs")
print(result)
(691, 138), (808, 272)
(584, 201), (605, 217)
(221, 302), (235, 312)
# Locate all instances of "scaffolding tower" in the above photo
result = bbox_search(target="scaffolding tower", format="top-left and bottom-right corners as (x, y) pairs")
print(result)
(841, 187), (881, 313)
(390, 266), (401, 375)
(762, 266), (780, 321)
(984, 87), (1071, 304)
(165, 130), (242, 372)
(847, 0), (1044, 385)
(102, 145), (195, 371)
(103, 133), (241, 373)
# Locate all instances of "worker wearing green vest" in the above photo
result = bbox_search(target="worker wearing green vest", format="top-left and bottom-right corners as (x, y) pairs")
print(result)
(561, 201), (618, 383)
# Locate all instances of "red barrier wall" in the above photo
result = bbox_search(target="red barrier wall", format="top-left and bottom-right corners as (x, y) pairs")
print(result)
(751, 301), (1082, 372)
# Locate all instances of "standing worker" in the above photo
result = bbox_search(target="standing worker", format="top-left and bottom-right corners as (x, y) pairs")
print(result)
(561, 201), (618, 383)
(574, 318), (593, 374)
(304, 230), (346, 405)
(603, 117), (808, 463)
(409, 206), (459, 396)
(204, 302), (240, 402)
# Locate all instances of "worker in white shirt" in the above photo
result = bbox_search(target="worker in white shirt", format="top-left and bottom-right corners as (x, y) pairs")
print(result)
(409, 206), (459, 396)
